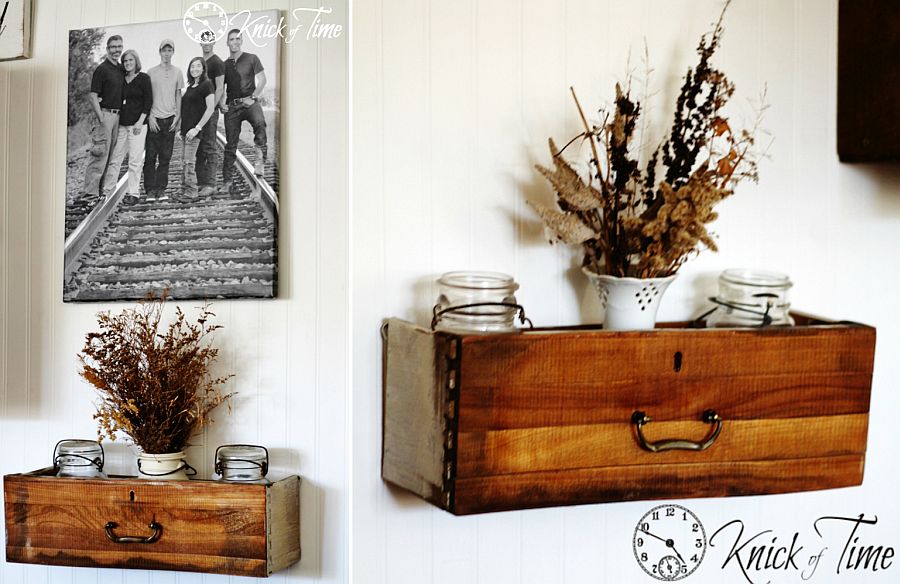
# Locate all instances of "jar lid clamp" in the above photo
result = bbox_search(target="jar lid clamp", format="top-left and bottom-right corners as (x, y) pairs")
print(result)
(215, 444), (269, 476)
(53, 439), (105, 472)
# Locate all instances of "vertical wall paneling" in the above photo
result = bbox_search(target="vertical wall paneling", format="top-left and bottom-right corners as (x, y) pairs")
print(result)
(379, 1), (435, 582)
(380, 0), (431, 327)
(349, 0), (386, 579)
(3, 50), (32, 584)
(430, 0), (475, 273)
(0, 0), (348, 582)
(353, 1), (900, 583)
(519, 0), (567, 328)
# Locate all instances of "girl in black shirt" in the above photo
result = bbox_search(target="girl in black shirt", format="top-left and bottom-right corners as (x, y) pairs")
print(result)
(178, 56), (215, 201)
(103, 49), (152, 205)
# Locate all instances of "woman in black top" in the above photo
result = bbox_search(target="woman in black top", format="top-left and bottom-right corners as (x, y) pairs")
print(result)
(103, 49), (152, 205)
(178, 56), (215, 201)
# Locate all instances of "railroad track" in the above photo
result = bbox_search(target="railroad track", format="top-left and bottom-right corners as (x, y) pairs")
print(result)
(63, 132), (278, 301)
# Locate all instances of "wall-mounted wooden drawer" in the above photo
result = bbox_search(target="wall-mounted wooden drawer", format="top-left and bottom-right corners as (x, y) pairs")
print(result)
(4, 470), (301, 577)
(381, 316), (876, 515)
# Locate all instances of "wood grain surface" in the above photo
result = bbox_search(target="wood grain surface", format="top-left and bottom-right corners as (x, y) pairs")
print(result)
(4, 472), (301, 577)
(458, 325), (875, 430)
(381, 319), (456, 508)
(453, 455), (866, 515)
(380, 318), (876, 515)
(268, 475), (303, 574)
(456, 414), (869, 477)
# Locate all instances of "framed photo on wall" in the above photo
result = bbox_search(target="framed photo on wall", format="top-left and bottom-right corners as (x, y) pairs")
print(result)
(0, 0), (34, 61)
(63, 8), (280, 302)
(837, 0), (900, 162)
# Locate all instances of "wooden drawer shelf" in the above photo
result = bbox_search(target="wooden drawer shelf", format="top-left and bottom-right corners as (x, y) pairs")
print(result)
(4, 470), (301, 577)
(381, 315), (876, 515)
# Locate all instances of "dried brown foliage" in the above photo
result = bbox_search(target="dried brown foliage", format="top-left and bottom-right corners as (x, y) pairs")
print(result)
(532, 1), (767, 278)
(79, 292), (234, 454)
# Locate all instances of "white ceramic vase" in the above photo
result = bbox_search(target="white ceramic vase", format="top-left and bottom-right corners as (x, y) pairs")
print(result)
(583, 268), (677, 331)
(137, 451), (190, 481)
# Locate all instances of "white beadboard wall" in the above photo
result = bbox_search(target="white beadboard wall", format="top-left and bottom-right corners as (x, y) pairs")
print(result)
(352, 1), (900, 583)
(0, 1), (347, 583)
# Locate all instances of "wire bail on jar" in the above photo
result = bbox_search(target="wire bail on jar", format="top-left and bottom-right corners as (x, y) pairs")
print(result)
(54, 439), (107, 478)
(431, 301), (533, 331)
(215, 444), (270, 483)
(698, 269), (795, 328)
(136, 457), (197, 477)
(431, 271), (532, 333)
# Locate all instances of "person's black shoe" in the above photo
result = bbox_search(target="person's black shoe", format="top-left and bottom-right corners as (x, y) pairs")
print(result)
(123, 195), (139, 206)
(80, 192), (101, 207)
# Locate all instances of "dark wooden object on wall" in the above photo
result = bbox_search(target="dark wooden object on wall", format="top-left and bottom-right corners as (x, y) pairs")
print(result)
(4, 471), (301, 577)
(838, 0), (900, 161)
(382, 316), (876, 515)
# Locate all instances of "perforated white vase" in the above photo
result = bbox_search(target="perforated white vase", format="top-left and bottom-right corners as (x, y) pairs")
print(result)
(583, 269), (677, 331)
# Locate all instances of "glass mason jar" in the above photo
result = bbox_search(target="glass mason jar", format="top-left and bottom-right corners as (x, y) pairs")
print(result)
(215, 445), (270, 484)
(433, 271), (521, 333)
(54, 439), (107, 478)
(706, 269), (795, 328)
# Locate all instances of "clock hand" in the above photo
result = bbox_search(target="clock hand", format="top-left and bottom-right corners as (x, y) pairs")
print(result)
(669, 543), (686, 564)
(639, 528), (670, 545)
(640, 526), (688, 561)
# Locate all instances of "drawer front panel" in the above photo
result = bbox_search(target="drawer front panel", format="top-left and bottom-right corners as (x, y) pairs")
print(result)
(457, 373), (873, 430)
(452, 455), (866, 515)
(380, 319), (876, 515)
(5, 505), (266, 555)
(458, 327), (875, 431)
(6, 547), (267, 577)
(455, 413), (869, 477)
(5, 476), (268, 577)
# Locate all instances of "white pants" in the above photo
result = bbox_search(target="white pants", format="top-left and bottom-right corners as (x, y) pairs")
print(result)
(103, 124), (147, 196)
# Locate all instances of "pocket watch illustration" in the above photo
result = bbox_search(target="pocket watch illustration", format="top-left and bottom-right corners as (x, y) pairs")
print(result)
(633, 504), (706, 581)
(183, 2), (229, 44)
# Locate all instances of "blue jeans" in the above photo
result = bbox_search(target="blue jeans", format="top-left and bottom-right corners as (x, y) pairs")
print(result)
(83, 110), (120, 196)
(182, 134), (201, 196)
(196, 107), (219, 187)
(143, 116), (175, 194)
(223, 101), (267, 181)
(103, 124), (147, 197)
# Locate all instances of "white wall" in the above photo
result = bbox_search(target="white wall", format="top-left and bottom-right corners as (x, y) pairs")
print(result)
(0, 1), (348, 583)
(352, 1), (900, 583)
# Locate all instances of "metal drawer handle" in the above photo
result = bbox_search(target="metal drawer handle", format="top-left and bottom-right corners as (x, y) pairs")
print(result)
(631, 409), (723, 452)
(105, 521), (162, 544)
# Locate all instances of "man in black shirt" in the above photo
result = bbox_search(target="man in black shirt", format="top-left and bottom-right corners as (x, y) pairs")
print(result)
(83, 34), (124, 203)
(197, 37), (225, 196)
(220, 28), (268, 191)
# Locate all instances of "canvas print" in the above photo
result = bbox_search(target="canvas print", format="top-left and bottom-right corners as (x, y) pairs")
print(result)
(64, 9), (280, 301)
(0, 0), (33, 61)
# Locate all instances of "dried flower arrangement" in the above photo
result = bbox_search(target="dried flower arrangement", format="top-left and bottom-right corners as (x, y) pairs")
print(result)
(531, 2), (766, 279)
(79, 292), (234, 454)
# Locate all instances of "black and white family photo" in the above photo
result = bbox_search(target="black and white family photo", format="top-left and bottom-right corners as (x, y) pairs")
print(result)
(63, 10), (280, 301)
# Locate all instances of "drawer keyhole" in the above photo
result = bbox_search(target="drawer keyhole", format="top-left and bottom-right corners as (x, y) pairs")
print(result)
(129, 490), (135, 502)
(673, 351), (683, 373)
